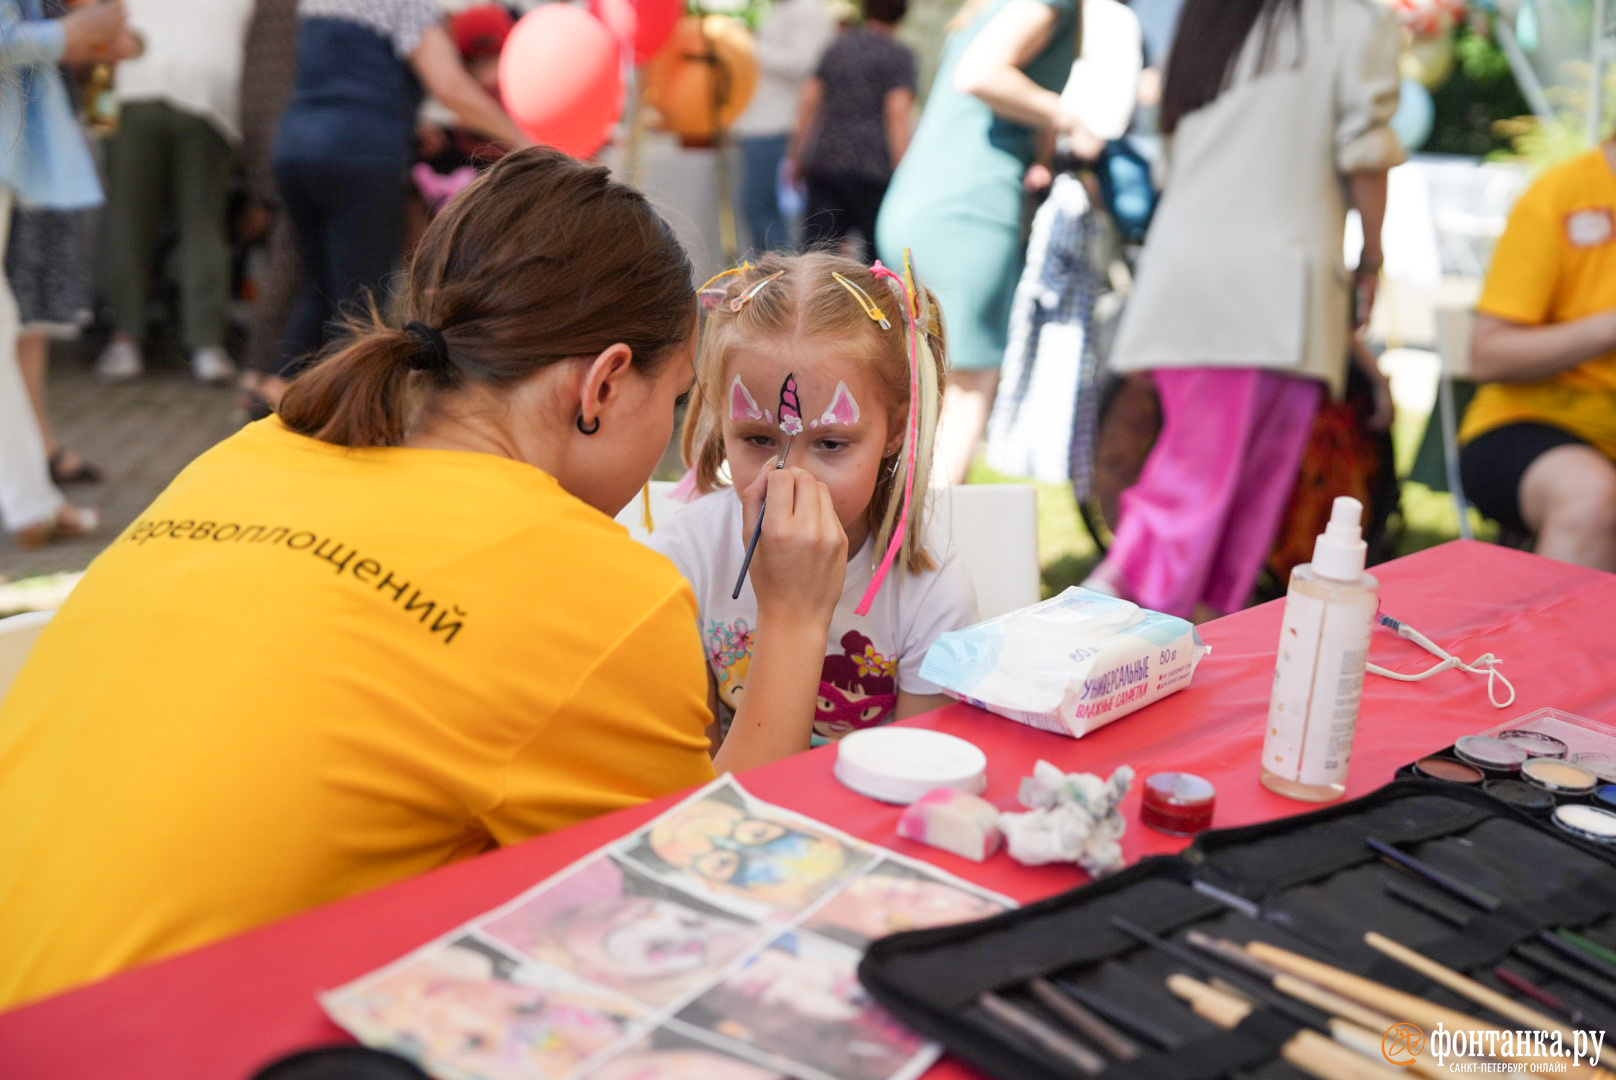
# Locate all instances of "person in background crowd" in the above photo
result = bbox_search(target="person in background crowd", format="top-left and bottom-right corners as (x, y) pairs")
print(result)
(1, 0), (126, 548)
(269, 0), (528, 383)
(1088, 0), (1403, 620)
(8, 0), (128, 485)
(732, 0), (834, 254)
(787, 0), (916, 262)
(237, 0), (302, 419)
(1459, 137), (1616, 572)
(412, 3), (516, 218)
(96, 0), (256, 384)
(874, 0), (1092, 485)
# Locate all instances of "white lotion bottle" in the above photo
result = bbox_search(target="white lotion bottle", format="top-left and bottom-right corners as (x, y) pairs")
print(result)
(1260, 496), (1380, 802)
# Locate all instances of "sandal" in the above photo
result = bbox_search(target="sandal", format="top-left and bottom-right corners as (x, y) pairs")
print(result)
(49, 448), (104, 486)
(15, 505), (100, 551)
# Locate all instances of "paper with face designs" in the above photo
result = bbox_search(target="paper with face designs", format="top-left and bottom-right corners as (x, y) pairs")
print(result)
(323, 777), (1015, 1080)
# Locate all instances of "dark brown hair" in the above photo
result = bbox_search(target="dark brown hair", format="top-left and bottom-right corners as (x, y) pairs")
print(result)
(1158, 0), (1303, 135)
(278, 147), (696, 447)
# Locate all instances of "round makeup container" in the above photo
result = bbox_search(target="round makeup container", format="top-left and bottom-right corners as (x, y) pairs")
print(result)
(1141, 772), (1216, 836)
(1551, 804), (1616, 844)
(1413, 757), (1484, 784)
(1496, 729), (1568, 759)
(1595, 785), (1616, 812)
(1572, 752), (1616, 784)
(834, 727), (988, 804)
(1521, 757), (1599, 797)
(1484, 779), (1556, 813)
(1453, 735), (1528, 773)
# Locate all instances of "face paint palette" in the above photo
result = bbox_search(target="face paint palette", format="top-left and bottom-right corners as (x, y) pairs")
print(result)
(1398, 708), (1616, 817)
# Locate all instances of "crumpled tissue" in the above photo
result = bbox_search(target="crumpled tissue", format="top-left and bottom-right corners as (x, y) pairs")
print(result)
(999, 760), (1134, 875)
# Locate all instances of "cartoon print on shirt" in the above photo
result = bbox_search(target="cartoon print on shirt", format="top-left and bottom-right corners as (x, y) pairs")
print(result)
(705, 618), (754, 712)
(815, 630), (897, 741)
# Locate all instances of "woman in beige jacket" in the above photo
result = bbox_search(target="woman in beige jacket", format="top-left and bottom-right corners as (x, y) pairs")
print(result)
(1087, 0), (1403, 619)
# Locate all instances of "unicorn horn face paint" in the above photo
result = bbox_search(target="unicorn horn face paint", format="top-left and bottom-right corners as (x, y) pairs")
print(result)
(778, 375), (803, 438)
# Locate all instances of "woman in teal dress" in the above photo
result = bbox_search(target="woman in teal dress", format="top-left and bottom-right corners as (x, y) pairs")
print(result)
(875, 0), (1091, 484)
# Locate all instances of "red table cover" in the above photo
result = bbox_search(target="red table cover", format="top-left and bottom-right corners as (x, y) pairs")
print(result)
(2, 541), (1611, 1079)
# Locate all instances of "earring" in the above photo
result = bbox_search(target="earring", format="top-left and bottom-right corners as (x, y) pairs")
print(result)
(576, 415), (600, 436)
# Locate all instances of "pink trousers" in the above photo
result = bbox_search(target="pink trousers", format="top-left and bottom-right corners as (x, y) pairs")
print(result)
(1103, 367), (1322, 618)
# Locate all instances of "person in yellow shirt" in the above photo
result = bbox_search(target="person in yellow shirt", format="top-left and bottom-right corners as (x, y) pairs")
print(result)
(1460, 143), (1616, 570)
(0, 148), (848, 1011)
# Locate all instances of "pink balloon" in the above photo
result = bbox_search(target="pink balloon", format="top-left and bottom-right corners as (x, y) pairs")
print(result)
(498, 6), (624, 158)
(634, 0), (682, 63)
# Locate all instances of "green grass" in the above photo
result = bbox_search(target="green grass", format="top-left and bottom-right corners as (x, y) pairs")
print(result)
(974, 402), (1481, 601)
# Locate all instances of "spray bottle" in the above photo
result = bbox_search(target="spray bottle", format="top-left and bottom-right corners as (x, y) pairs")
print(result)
(1260, 496), (1380, 802)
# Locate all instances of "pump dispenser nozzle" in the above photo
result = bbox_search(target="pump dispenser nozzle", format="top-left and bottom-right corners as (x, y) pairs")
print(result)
(1312, 496), (1366, 582)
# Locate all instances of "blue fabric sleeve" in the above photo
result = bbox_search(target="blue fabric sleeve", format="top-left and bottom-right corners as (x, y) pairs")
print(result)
(0, 11), (66, 69)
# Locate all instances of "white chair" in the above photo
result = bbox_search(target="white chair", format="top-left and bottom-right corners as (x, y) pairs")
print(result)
(1434, 306), (1476, 541)
(617, 481), (1041, 620)
(0, 609), (53, 705)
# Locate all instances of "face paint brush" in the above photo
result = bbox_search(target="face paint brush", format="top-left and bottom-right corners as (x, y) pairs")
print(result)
(732, 374), (802, 600)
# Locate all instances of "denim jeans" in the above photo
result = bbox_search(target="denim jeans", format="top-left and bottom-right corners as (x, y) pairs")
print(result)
(740, 134), (792, 254)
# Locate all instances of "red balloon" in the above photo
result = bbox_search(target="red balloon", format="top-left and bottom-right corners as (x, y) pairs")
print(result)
(498, 6), (624, 159)
(634, 0), (682, 63)
(591, 0), (638, 54)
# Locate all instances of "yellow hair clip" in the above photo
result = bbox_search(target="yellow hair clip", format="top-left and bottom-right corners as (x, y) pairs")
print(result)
(832, 272), (890, 330)
(697, 262), (751, 296)
(729, 270), (786, 313)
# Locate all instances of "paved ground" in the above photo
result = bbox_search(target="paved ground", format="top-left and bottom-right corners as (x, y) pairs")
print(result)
(1, 341), (244, 601)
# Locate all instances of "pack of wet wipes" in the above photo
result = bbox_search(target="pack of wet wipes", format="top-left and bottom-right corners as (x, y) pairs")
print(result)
(920, 587), (1210, 738)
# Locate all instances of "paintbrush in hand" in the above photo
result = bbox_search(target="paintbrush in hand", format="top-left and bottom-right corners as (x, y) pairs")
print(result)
(732, 374), (802, 599)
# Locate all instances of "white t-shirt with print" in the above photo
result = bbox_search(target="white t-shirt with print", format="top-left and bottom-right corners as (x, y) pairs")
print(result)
(650, 489), (978, 744)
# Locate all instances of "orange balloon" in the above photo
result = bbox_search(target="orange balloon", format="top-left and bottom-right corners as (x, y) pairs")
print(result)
(644, 16), (759, 142)
(498, 5), (624, 159)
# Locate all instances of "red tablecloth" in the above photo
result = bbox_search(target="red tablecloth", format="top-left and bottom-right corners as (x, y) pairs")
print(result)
(2, 540), (1611, 1079)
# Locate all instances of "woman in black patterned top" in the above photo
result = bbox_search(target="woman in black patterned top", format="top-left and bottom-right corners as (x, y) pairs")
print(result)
(786, 0), (916, 262)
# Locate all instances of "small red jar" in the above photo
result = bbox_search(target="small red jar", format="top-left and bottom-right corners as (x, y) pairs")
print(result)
(1141, 772), (1216, 836)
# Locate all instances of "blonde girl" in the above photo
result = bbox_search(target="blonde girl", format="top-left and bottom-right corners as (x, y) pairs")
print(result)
(652, 251), (977, 749)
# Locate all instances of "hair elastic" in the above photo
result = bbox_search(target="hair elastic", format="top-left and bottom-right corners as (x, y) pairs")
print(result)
(855, 258), (921, 616)
(832, 272), (891, 329)
(404, 321), (449, 371)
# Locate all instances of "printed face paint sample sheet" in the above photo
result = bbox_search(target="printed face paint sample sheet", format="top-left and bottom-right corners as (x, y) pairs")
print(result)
(323, 777), (1015, 1080)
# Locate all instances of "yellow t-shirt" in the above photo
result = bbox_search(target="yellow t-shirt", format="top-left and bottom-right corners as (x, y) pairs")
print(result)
(0, 419), (715, 1010)
(1460, 148), (1616, 456)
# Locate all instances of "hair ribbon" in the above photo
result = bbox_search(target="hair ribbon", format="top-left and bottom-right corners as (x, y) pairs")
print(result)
(856, 259), (920, 616)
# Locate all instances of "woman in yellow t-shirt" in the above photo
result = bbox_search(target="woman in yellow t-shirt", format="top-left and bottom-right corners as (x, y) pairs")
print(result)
(1460, 143), (1616, 571)
(0, 148), (847, 1011)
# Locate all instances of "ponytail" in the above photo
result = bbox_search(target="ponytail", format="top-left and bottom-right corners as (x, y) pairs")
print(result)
(277, 300), (424, 448)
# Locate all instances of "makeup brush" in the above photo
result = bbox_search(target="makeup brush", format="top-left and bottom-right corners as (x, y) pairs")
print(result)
(1051, 978), (1184, 1050)
(1185, 932), (1399, 1033)
(1381, 876), (1616, 1009)
(732, 374), (802, 600)
(1363, 931), (1572, 1037)
(1166, 974), (1406, 1080)
(1369, 837), (1616, 986)
(1247, 940), (1616, 1080)
(976, 991), (1106, 1075)
(1026, 977), (1140, 1061)
(1493, 965), (1581, 1024)
(1110, 917), (1331, 1030)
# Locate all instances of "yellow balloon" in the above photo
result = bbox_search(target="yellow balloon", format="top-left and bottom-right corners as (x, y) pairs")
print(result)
(1400, 30), (1456, 90)
(645, 15), (760, 142)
